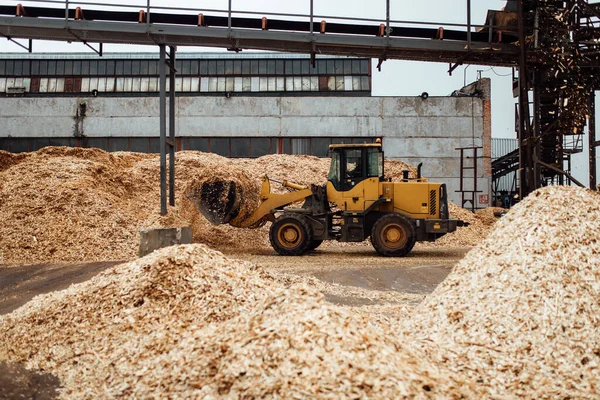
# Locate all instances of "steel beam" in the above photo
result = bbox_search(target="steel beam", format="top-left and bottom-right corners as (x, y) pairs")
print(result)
(159, 44), (167, 215)
(0, 16), (519, 67)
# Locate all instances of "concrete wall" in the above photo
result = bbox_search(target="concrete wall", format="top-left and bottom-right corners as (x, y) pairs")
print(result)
(0, 90), (491, 207)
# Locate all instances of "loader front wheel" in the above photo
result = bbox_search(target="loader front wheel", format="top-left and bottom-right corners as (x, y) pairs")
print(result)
(269, 213), (313, 256)
(371, 213), (416, 257)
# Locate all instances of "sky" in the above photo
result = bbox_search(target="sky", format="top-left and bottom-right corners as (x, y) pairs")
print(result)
(0, 0), (597, 182)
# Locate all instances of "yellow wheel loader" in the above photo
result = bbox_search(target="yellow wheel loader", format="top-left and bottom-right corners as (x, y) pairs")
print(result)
(194, 142), (465, 256)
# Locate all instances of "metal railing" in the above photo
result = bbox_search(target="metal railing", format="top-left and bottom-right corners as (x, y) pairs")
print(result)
(3, 0), (509, 39)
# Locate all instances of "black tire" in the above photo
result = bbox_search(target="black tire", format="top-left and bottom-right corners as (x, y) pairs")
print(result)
(269, 213), (313, 256)
(307, 240), (323, 251)
(370, 213), (416, 257)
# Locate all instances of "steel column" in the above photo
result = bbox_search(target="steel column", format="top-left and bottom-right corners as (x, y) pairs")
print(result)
(228, 0), (232, 30)
(386, 0), (390, 38)
(159, 44), (167, 215)
(591, 92), (597, 189)
(169, 46), (176, 207)
(517, 0), (534, 199)
(309, 0), (313, 35)
(146, 0), (150, 27)
(532, 69), (541, 189)
(467, 0), (471, 51)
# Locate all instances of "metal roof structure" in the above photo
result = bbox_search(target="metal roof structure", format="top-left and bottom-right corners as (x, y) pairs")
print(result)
(0, 2), (519, 66)
(0, 0), (598, 211)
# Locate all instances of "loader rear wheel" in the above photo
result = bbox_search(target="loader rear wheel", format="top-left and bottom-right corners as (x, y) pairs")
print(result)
(371, 213), (416, 257)
(269, 213), (313, 256)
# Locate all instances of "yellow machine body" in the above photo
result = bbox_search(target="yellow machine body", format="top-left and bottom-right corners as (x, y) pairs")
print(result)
(195, 142), (460, 256)
(325, 179), (444, 220)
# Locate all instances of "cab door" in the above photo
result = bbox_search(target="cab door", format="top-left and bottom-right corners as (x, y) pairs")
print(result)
(341, 148), (364, 192)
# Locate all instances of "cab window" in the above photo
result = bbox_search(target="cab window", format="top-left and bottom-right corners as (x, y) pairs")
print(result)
(367, 148), (383, 178)
(328, 150), (341, 190)
(344, 149), (363, 179)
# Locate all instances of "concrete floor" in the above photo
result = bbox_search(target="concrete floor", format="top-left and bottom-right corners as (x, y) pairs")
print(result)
(0, 245), (470, 316)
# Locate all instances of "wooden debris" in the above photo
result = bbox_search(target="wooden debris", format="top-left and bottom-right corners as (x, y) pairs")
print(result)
(1, 186), (598, 398)
(0, 245), (478, 399)
(419, 204), (505, 248)
(0, 148), (418, 264)
(406, 186), (600, 398)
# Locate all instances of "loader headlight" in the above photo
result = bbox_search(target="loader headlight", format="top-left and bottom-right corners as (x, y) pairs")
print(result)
(439, 184), (449, 220)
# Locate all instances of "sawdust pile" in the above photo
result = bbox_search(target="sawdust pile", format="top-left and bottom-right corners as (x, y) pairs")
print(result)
(0, 245), (476, 399)
(0, 149), (143, 264)
(406, 186), (600, 398)
(0, 150), (26, 172)
(141, 206), (189, 230)
(0, 147), (420, 264)
(418, 204), (504, 248)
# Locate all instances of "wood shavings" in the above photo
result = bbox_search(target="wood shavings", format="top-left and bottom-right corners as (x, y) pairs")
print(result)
(405, 186), (600, 398)
(0, 244), (478, 399)
(141, 206), (189, 230)
(0, 148), (418, 264)
(419, 204), (505, 248)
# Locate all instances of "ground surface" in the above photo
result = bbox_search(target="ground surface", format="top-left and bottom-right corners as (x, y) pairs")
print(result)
(0, 261), (122, 315)
(0, 244), (470, 399)
(230, 244), (469, 305)
(0, 245), (470, 315)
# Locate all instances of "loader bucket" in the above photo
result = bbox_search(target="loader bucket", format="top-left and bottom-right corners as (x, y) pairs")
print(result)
(190, 180), (241, 225)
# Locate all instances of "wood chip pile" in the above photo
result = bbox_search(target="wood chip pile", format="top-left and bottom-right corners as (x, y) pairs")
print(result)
(417, 204), (504, 248)
(1, 186), (597, 398)
(0, 148), (418, 264)
(0, 245), (476, 399)
(405, 186), (600, 398)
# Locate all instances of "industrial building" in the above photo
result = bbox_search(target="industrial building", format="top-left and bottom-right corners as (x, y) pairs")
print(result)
(0, 52), (491, 208)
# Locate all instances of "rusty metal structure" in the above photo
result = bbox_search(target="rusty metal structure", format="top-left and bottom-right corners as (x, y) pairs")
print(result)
(0, 0), (598, 213)
(514, 0), (600, 199)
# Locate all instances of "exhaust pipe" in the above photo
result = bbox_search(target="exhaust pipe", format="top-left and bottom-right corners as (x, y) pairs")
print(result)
(417, 163), (423, 180)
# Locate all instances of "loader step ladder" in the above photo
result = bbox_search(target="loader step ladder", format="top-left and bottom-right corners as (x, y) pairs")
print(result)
(456, 146), (482, 212)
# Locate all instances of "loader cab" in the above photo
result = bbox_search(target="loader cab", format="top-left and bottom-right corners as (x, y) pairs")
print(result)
(328, 143), (384, 192)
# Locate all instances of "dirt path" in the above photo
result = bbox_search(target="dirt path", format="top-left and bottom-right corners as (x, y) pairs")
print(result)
(224, 244), (470, 305)
(0, 245), (470, 316)
(0, 361), (60, 400)
(0, 261), (122, 315)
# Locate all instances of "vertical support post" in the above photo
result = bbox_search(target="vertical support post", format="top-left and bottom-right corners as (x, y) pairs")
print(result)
(385, 0), (390, 39)
(473, 147), (478, 211)
(532, 70), (541, 189)
(488, 13), (494, 43)
(459, 149), (465, 194)
(159, 44), (167, 215)
(590, 92), (597, 189)
(467, 0), (472, 51)
(146, 0), (151, 27)
(309, 0), (314, 35)
(169, 46), (176, 207)
(228, 0), (232, 30)
(65, 0), (69, 27)
(517, 0), (533, 200)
